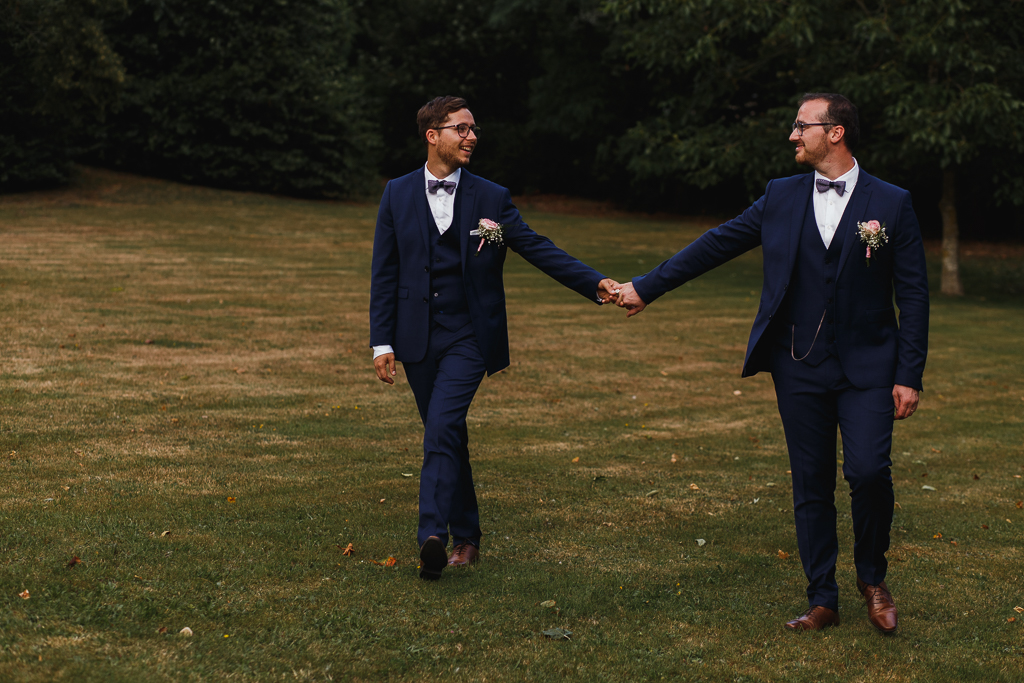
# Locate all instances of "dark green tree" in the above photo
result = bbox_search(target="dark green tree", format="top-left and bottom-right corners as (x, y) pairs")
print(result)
(837, 0), (1024, 295)
(95, 0), (379, 198)
(0, 0), (125, 190)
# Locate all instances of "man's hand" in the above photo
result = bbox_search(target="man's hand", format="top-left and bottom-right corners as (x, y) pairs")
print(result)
(893, 384), (919, 420)
(374, 352), (397, 385)
(597, 278), (622, 304)
(615, 282), (647, 317)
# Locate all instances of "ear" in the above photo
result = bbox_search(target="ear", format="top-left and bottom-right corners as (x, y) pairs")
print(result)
(829, 124), (846, 146)
(425, 128), (439, 148)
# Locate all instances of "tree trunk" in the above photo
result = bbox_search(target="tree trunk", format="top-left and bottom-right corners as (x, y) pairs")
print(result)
(939, 168), (964, 296)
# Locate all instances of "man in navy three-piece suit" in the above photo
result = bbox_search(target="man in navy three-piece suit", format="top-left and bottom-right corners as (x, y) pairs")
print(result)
(369, 96), (620, 580)
(617, 93), (929, 633)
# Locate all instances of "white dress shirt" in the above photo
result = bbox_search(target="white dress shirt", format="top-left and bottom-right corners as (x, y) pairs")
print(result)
(812, 159), (859, 248)
(372, 166), (463, 360)
(425, 165), (461, 234)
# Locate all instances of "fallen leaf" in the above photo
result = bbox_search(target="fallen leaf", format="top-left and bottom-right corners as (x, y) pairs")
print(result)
(660, 371), (668, 376)
(689, 483), (700, 491)
(157, 626), (168, 634)
(67, 556), (81, 569)
(1017, 501), (1023, 509)
(571, 457), (579, 463)
(922, 485), (937, 491)
(733, 390), (742, 396)
(1014, 606), (1023, 613)
(18, 589), (29, 600)
(934, 533), (943, 539)
(160, 530), (171, 537)
(982, 525), (989, 529)
(931, 448), (942, 453)
(227, 497), (236, 503)
(696, 539), (707, 547)
(540, 600), (556, 608)
(670, 454), (678, 463)
(542, 628), (572, 640)
(62, 486), (70, 491)
(646, 490), (659, 497)
(1009, 617), (1017, 623)
(950, 541), (958, 546)
(379, 498), (386, 504)
(777, 550), (789, 560)
(341, 543), (354, 556)
(179, 627), (193, 637)
(401, 473), (413, 477)
(371, 556), (397, 567)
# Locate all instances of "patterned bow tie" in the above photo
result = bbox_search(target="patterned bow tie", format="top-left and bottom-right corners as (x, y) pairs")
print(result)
(815, 178), (846, 196)
(427, 179), (456, 195)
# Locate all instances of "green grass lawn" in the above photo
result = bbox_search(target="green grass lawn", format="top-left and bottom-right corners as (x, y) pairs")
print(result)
(1, 168), (1022, 682)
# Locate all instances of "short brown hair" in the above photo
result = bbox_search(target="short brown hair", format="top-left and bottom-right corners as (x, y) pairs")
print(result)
(416, 96), (469, 143)
(799, 93), (860, 150)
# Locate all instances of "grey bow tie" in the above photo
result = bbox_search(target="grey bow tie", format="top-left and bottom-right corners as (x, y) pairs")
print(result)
(427, 179), (456, 195)
(815, 178), (846, 196)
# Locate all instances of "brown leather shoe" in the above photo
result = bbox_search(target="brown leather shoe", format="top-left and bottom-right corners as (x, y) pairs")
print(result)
(419, 536), (447, 580)
(857, 578), (898, 633)
(784, 605), (840, 631)
(447, 542), (479, 567)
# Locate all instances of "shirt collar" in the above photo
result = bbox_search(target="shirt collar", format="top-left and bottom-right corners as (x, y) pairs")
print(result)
(424, 164), (461, 189)
(814, 158), (859, 193)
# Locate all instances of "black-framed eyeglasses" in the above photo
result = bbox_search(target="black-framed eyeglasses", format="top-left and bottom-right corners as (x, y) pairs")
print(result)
(791, 121), (834, 136)
(435, 123), (481, 138)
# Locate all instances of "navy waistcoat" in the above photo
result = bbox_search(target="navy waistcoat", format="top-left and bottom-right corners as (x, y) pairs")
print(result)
(427, 190), (471, 332)
(776, 192), (849, 366)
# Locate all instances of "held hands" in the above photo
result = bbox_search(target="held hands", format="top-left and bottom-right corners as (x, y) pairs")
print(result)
(893, 384), (919, 420)
(374, 352), (397, 385)
(614, 282), (647, 317)
(597, 278), (622, 304)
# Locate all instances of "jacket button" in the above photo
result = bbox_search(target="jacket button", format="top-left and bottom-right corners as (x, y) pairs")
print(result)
(433, 292), (439, 297)
(422, 297), (428, 303)
(424, 266), (429, 272)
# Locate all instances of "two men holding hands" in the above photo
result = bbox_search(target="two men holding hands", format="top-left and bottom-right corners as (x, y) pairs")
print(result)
(370, 93), (928, 634)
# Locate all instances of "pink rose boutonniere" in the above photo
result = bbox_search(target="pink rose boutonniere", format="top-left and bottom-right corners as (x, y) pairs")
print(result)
(471, 218), (504, 256)
(856, 219), (888, 267)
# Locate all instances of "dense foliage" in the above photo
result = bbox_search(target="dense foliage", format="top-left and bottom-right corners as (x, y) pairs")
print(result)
(2, 0), (1022, 236)
(91, 0), (379, 198)
(0, 0), (124, 190)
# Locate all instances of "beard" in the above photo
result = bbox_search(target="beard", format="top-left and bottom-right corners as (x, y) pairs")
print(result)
(438, 138), (471, 168)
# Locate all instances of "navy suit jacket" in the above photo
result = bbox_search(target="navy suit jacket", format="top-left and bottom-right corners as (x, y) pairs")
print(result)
(633, 171), (929, 390)
(370, 168), (607, 376)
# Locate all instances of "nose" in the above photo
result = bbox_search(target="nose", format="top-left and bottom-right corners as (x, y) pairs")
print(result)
(788, 126), (801, 142)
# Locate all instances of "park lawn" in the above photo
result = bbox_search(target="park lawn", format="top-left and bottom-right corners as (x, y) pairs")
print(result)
(0, 168), (1021, 682)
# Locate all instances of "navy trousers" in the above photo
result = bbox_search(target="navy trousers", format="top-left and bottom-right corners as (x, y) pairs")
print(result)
(403, 321), (486, 549)
(770, 345), (896, 611)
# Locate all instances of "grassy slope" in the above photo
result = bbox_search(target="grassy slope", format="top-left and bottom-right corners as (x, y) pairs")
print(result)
(0, 169), (1021, 682)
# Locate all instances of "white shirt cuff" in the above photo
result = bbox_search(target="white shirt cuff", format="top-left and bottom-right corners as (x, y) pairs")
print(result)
(372, 345), (394, 360)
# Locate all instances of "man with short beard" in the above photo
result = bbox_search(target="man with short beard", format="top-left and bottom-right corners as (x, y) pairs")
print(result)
(369, 96), (620, 580)
(615, 93), (929, 633)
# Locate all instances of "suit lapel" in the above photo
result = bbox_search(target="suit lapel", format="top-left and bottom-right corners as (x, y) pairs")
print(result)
(413, 168), (432, 252)
(836, 172), (873, 280)
(459, 171), (477, 269)
(787, 174), (813, 276)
